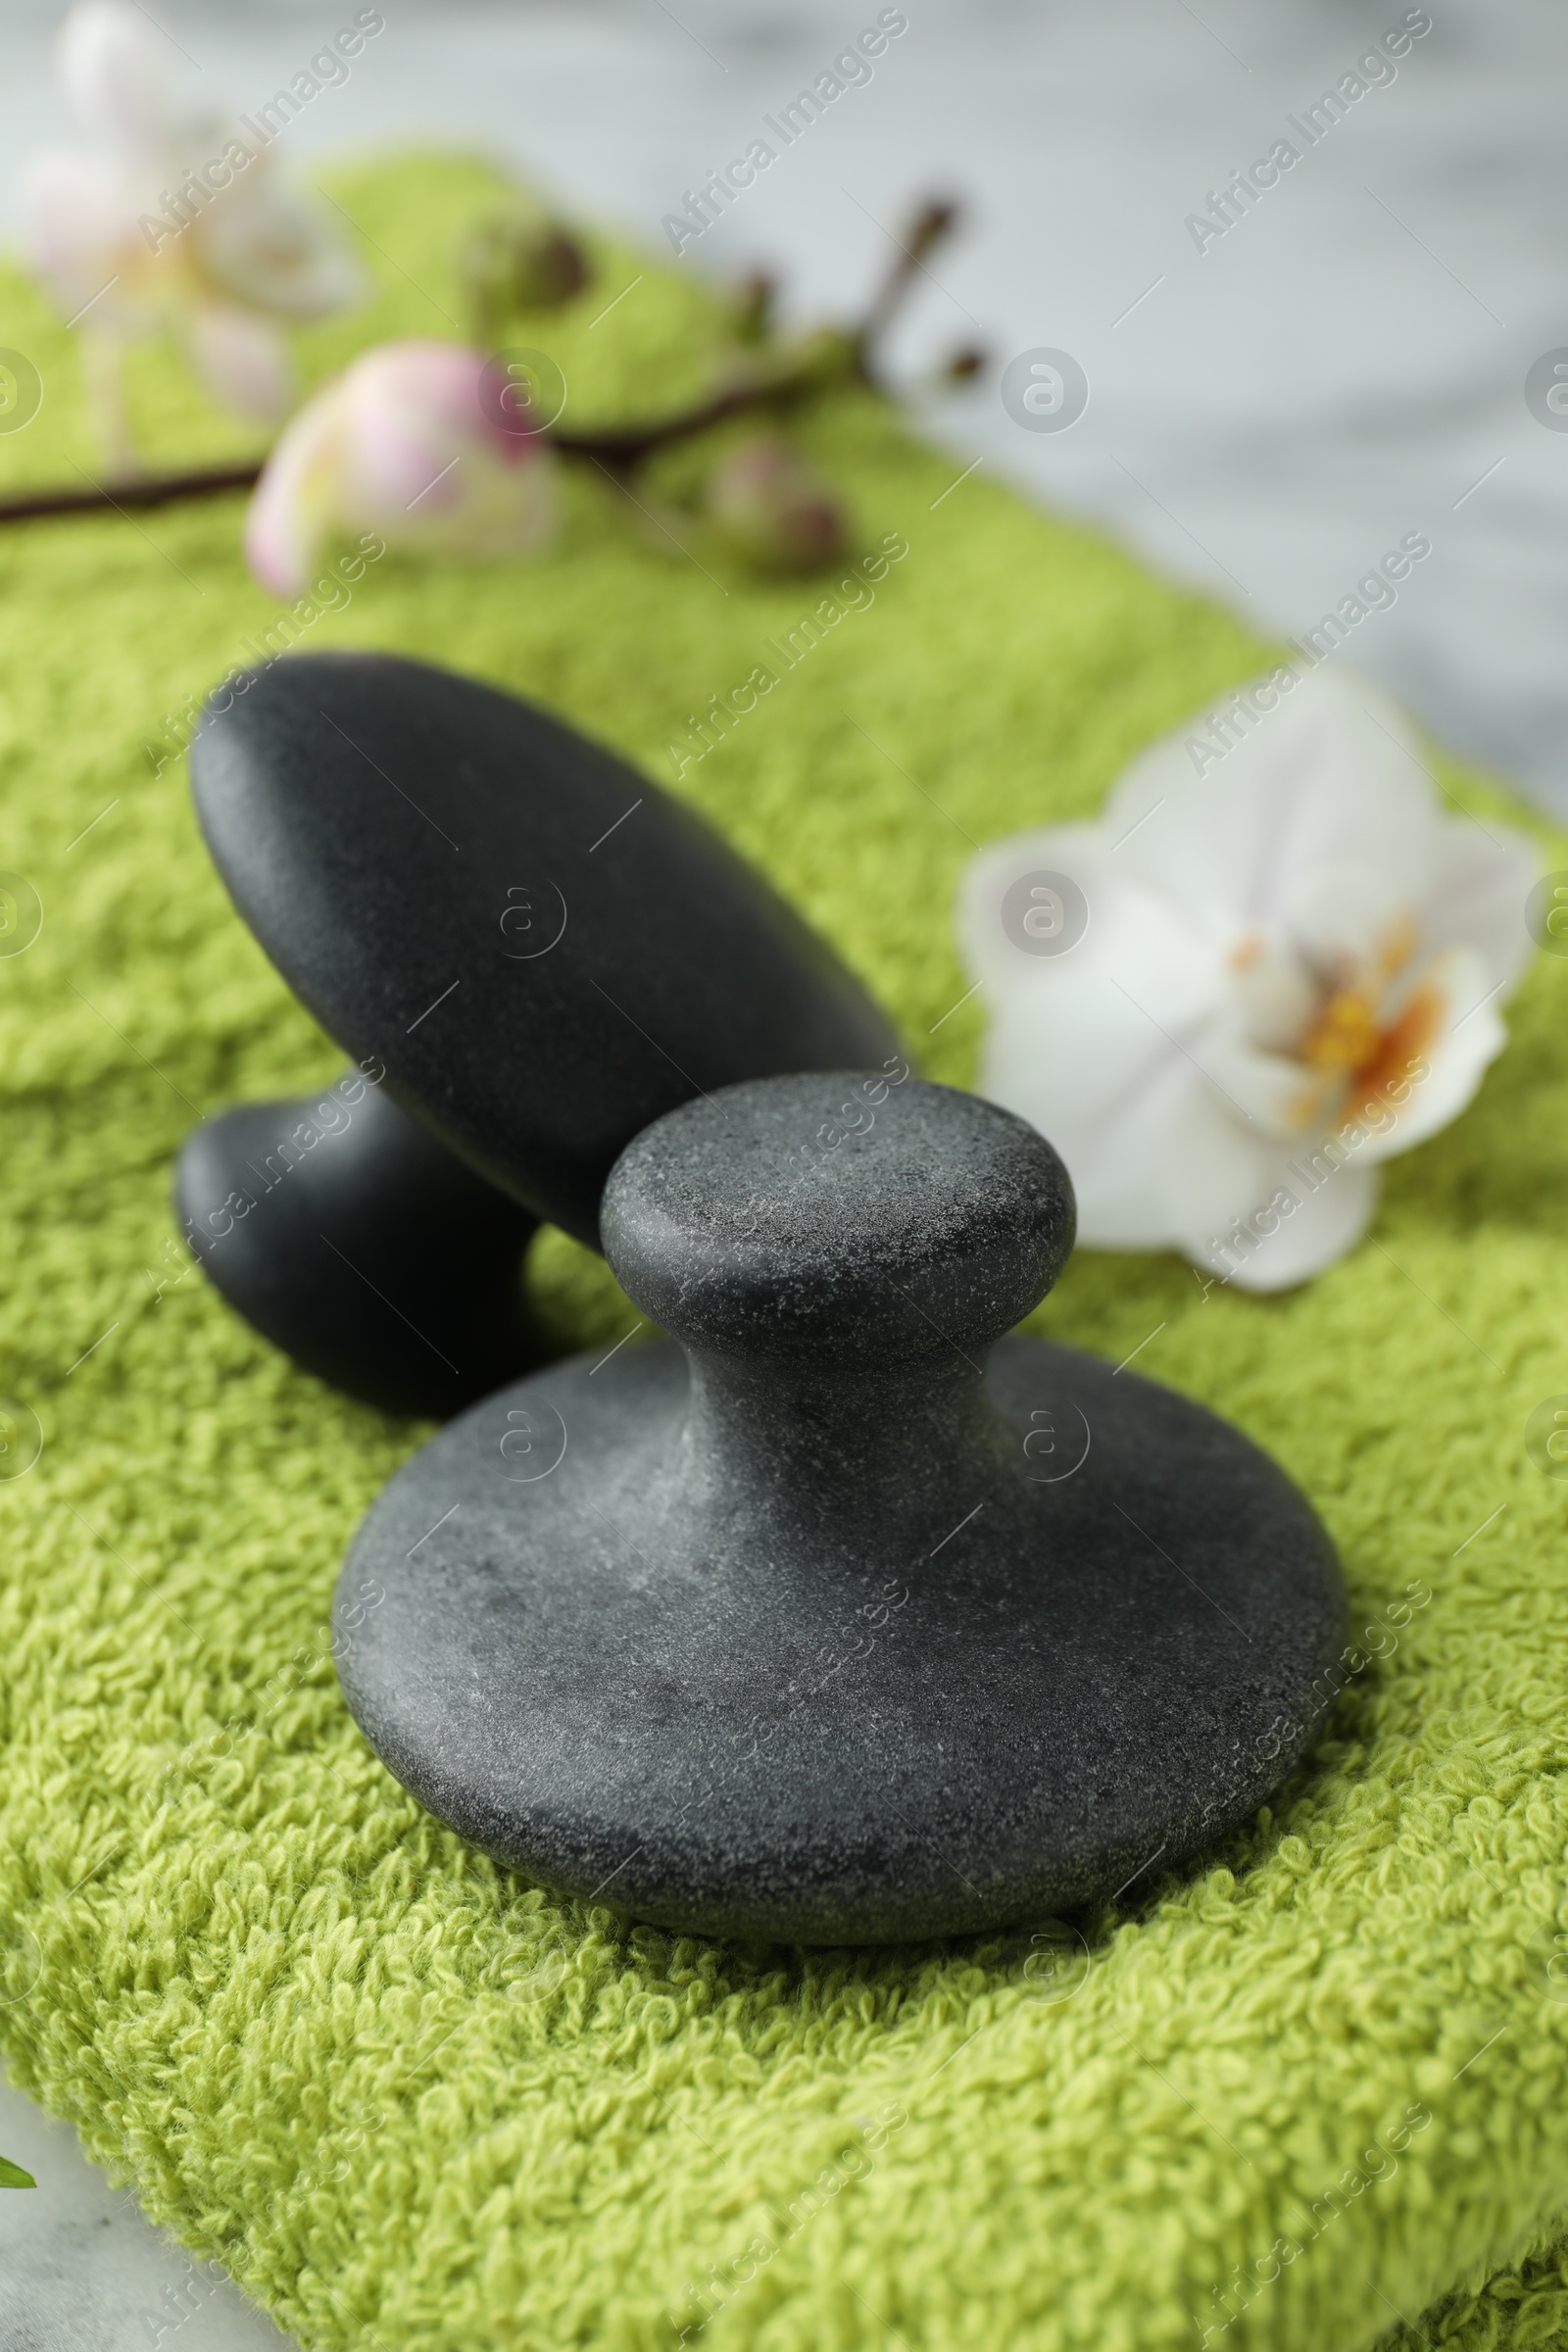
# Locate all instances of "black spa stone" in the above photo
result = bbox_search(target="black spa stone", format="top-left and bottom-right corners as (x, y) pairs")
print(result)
(188, 653), (898, 1247)
(336, 1073), (1346, 1945)
(176, 1074), (541, 1419)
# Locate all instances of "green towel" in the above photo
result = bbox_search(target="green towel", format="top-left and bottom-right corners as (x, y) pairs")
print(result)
(3, 154), (1567, 2352)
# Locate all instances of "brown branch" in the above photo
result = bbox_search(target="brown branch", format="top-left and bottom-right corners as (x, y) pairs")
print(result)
(553, 373), (805, 475)
(0, 369), (835, 523)
(0, 383), (808, 522)
(0, 196), (961, 527)
(854, 198), (960, 368)
(0, 462), (265, 523)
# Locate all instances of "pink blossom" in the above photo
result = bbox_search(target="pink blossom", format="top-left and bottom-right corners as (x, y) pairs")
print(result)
(244, 341), (558, 596)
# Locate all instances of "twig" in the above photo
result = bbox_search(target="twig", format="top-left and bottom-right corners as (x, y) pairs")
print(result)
(0, 198), (960, 527)
(0, 366), (841, 521)
(854, 198), (959, 365)
(0, 461), (265, 523)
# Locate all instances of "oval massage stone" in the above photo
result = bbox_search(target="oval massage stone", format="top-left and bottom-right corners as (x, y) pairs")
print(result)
(187, 652), (899, 1248)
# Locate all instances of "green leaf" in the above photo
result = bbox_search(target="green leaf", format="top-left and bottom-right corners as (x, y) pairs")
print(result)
(0, 2155), (36, 2187)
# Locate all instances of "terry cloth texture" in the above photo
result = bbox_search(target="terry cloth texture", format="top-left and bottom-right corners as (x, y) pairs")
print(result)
(2, 153), (1568, 2352)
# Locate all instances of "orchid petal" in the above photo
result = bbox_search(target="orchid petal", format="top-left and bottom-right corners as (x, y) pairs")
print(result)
(58, 0), (177, 157)
(185, 303), (294, 422)
(197, 169), (364, 319)
(1106, 671), (1439, 945)
(1195, 1161), (1381, 1294)
(243, 379), (349, 596)
(1351, 947), (1508, 1163)
(241, 341), (558, 598)
(17, 147), (162, 331)
(977, 988), (1188, 1248)
(337, 342), (556, 557)
(1415, 819), (1539, 994)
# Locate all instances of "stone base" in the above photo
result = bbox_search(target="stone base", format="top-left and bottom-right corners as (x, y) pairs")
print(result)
(336, 1334), (1344, 1945)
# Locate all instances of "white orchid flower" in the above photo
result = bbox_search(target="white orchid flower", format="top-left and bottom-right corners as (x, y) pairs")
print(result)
(956, 667), (1539, 1293)
(17, 0), (361, 457)
(244, 341), (559, 596)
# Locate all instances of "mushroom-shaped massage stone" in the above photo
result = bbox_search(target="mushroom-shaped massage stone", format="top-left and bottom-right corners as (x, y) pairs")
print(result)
(177, 652), (898, 1414)
(337, 1072), (1345, 1944)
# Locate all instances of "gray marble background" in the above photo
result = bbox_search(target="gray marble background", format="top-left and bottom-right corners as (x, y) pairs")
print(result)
(1, 0), (1563, 2344)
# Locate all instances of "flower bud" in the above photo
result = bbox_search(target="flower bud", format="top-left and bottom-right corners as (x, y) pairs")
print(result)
(723, 270), (776, 347)
(703, 433), (846, 573)
(244, 338), (557, 597)
(458, 198), (590, 330)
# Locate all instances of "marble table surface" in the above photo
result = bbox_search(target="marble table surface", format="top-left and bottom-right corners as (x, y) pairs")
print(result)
(0, 2079), (289, 2350)
(1, 0), (1563, 2343)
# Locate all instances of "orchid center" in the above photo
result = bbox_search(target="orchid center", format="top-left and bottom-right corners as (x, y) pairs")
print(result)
(1291, 914), (1441, 1130)
(1298, 985), (1381, 1073)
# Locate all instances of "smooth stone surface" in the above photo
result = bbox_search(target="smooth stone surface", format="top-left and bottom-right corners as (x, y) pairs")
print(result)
(175, 1075), (542, 1419)
(337, 1075), (1344, 1943)
(190, 653), (899, 1247)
